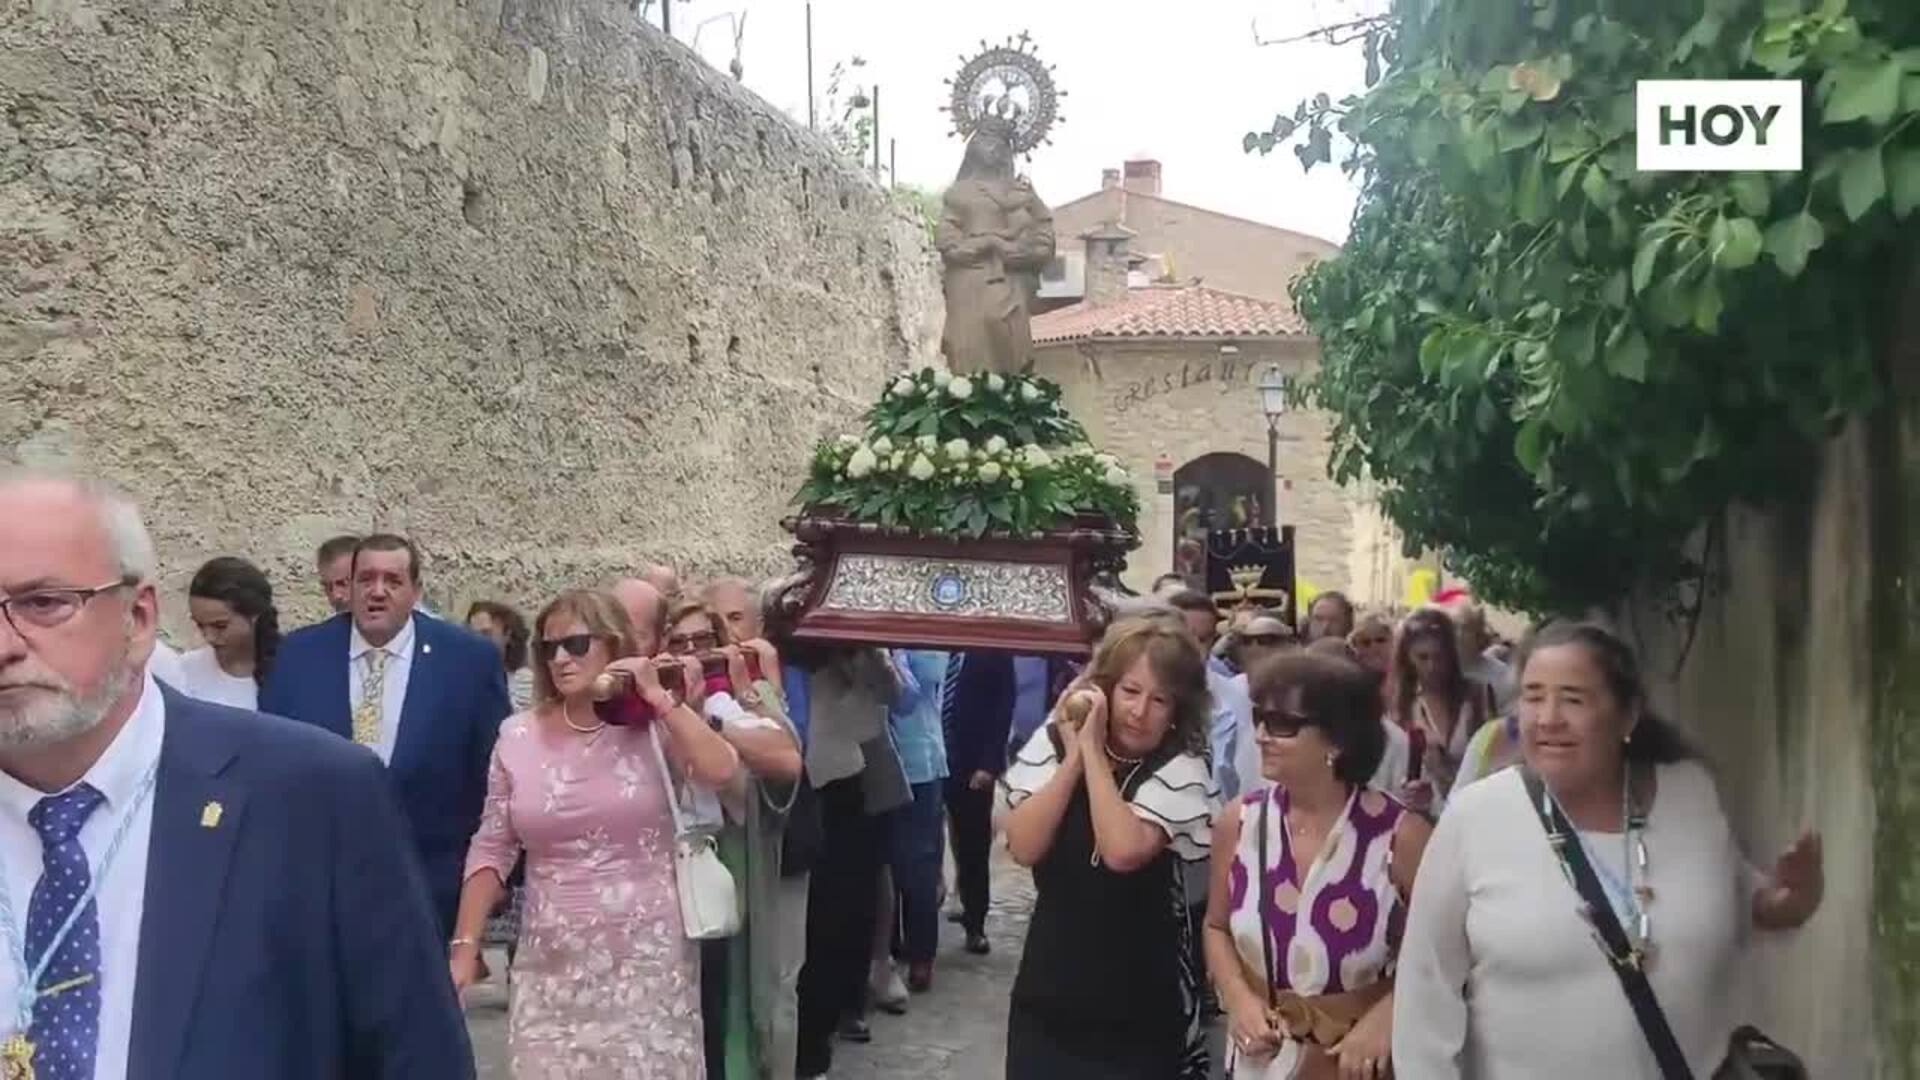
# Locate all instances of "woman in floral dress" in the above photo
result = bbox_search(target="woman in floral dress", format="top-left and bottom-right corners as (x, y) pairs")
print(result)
(450, 589), (742, 1078)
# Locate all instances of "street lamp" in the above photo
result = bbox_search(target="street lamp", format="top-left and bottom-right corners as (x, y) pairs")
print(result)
(1258, 363), (1288, 527)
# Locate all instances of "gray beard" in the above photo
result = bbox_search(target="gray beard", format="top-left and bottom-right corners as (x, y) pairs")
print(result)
(0, 640), (133, 749)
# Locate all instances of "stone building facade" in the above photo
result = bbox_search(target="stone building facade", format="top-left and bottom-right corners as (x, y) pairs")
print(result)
(3, 0), (941, 635)
(1030, 164), (1411, 603)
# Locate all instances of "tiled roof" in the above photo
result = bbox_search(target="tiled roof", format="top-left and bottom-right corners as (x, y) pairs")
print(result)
(1030, 285), (1308, 344)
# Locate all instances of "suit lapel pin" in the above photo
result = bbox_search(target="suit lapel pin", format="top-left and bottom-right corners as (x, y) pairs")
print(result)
(200, 801), (224, 829)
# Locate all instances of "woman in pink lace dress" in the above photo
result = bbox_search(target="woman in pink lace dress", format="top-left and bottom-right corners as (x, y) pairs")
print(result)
(449, 589), (742, 1079)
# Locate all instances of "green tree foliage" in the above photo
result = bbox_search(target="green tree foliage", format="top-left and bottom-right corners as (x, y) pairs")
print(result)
(1254, 0), (1920, 614)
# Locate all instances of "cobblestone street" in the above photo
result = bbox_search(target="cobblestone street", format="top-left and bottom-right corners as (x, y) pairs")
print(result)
(467, 850), (1035, 1080)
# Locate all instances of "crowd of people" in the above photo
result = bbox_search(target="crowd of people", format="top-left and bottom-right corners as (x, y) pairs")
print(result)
(0, 466), (1829, 1080)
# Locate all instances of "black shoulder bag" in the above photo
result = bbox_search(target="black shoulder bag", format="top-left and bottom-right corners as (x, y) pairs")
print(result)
(1520, 768), (1805, 1080)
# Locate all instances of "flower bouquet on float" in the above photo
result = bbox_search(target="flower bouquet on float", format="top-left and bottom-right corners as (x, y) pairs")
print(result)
(766, 367), (1140, 657)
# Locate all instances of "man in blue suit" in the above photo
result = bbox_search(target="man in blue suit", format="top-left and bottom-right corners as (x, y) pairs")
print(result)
(941, 650), (1016, 956)
(0, 471), (472, 1078)
(261, 534), (510, 938)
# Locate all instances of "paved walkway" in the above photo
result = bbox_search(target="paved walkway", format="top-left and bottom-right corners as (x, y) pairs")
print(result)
(467, 851), (1034, 1080)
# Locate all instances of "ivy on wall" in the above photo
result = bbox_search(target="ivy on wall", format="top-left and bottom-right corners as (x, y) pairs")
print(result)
(1254, 0), (1920, 614)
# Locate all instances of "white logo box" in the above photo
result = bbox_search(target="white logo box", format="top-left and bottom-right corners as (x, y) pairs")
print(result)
(1635, 80), (1804, 172)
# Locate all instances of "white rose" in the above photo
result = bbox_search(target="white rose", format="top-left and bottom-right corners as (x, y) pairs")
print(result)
(917, 435), (940, 452)
(891, 377), (917, 398)
(1008, 466), (1023, 481)
(837, 433), (860, 447)
(979, 461), (1004, 482)
(974, 449), (989, 461)
(1021, 446), (1053, 469)
(947, 377), (974, 401)
(954, 462), (972, 476)
(1012, 478), (1025, 491)
(1020, 382), (1042, 402)
(933, 369), (953, 387)
(846, 446), (878, 479)
(1104, 466), (1130, 487)
(878, 455), (894, 472)
(985, 435), (1008, 454)
(987, 373), (1006, 393)
(908, 454), (937, 481)
(891, 450), (906, 469)
(1095, 453), (1120, 469)
(945, 438), (970, 459)
(872, 435), (894, 456)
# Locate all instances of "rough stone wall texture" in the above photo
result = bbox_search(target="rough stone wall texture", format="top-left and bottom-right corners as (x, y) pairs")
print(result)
(2, 0), (941, 636)
(1029, 337), (1364, 597)
(1049, 186), (1339, 307)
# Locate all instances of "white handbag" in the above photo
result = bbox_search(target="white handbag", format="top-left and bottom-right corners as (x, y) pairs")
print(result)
(647, 724), (742, 940)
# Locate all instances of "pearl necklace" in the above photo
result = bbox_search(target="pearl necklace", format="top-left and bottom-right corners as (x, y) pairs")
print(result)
(562, 700), (606, 734)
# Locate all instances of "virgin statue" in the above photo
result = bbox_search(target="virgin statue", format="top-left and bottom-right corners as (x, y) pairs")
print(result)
(936, 120), (1056, 375)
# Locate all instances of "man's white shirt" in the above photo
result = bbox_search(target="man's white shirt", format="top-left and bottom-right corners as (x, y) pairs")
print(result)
(348, 619), (416, 765)
(0, 670), (165, 1080)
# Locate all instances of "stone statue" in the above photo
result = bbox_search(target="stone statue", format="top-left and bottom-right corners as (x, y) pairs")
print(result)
(936, 121), (1056, 376)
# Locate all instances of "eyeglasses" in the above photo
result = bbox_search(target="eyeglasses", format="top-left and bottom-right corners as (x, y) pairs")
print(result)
(665, 631), (718, 654)
(0, 579), (136, 635)
(536, 634), (597, 662)
(1253, 707), (1315, 738)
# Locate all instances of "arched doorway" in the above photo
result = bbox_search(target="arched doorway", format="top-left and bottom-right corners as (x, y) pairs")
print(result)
(1170, 452), (1268, 584)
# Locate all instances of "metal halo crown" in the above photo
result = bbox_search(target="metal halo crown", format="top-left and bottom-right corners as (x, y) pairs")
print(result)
(941, 32), (1064, 155)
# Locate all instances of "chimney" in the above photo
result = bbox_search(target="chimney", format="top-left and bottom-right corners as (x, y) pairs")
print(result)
(1081, 222), (1136, 307)
(1122, 158), (1162, 196)
(1101, 167), (1121, 190)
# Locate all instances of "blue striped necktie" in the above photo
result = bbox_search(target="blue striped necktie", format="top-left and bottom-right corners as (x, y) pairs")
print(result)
(940, 652), (967, 742)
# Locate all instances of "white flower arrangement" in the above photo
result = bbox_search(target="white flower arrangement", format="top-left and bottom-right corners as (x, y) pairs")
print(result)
(798, 366), (1139, 538)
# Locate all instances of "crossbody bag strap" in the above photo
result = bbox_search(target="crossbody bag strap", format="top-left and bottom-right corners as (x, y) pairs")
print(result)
(1258, 791), (1276, 1009)
(647, 722), (693, 839)
(1519, 768), (1693, 1080)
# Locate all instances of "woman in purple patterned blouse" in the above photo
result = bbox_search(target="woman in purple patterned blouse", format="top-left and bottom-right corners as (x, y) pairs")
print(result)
(1204, 652), (1435, 1079)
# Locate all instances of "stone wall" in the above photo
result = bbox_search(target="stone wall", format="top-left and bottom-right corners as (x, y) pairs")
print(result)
(1029, 337), (1362, 596)
(1625, 421), (1878, 1076)
(2, 0), (941, 635)
(1618, 259), (1920, 1076)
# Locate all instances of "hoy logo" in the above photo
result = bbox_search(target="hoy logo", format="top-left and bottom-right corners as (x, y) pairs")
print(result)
(1636, 80), (1803, 172)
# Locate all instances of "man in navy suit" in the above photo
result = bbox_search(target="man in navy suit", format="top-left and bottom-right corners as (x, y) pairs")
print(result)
(261, 535), (509, 938)
(0, 471), (472, 1078)
(941, 650), (1016, 956)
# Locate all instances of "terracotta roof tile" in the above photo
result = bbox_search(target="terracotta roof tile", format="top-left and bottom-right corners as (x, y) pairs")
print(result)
(1030, 285), (1308, 344)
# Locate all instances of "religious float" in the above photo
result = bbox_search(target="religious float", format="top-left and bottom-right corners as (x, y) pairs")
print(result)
(766, 37), (1141, 657)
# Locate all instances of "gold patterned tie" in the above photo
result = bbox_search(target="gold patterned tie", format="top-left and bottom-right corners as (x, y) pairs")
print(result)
(353, 648), (389, 747)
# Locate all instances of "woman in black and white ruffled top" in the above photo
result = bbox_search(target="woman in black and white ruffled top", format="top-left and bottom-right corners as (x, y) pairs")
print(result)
(1001, 617), (1220, 1080)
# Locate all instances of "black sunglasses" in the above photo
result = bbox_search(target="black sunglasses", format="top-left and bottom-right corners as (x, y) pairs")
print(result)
(536, 634), (597, 662)
(1253, 707), (1315, 737)
(665, 631), (718, 654)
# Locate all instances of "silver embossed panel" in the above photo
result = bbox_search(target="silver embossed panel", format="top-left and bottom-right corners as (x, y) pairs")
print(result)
(820, 554), (1072, 622)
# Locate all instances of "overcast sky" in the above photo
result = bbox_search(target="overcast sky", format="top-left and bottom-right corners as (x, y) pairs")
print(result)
(676, 0), (1374, 244)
